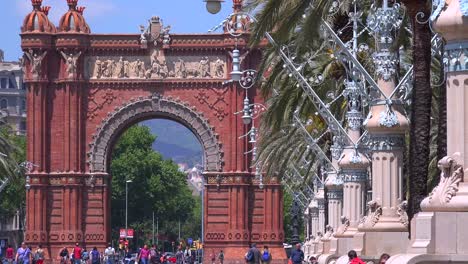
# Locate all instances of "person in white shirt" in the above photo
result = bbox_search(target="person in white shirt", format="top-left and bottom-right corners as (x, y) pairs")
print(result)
(104, 244), (115, 264)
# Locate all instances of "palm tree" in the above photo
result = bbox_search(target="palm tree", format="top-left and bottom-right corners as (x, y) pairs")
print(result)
(401, 0), (433, 221)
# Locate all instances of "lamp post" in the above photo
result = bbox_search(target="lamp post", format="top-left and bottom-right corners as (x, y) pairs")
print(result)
(125, 179), (132, 239)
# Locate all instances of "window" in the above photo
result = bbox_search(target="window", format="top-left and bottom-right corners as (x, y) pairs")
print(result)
(8, 79), (15, 89)
(0, 98), (7, 109)
(33, 14), (39, 30)
(20, 121), (26, 132)
(0, 78), (6, 89)
(21, 100), (26, 111)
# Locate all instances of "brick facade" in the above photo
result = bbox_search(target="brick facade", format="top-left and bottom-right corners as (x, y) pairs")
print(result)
(20, 1), (285, 263)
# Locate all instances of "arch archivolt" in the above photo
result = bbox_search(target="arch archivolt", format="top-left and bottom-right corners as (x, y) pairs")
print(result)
(87, 93), (224, 172)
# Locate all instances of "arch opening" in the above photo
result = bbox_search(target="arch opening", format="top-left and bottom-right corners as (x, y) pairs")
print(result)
(88, 93), (224, 174)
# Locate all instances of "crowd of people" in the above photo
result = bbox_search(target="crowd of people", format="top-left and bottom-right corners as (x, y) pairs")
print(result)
(2, 241), (392, 264)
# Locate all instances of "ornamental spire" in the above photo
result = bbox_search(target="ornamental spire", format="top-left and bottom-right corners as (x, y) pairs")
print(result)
(31, 0), (42, 10)
(41, 6), (51, 15)
(233, 0), (242, 12)
(67, 0), (78, 10)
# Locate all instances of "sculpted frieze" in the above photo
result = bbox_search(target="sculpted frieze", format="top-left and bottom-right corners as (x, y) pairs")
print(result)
(86, 50), (227, 80)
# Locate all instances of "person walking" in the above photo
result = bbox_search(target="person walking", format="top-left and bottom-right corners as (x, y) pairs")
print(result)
(260, 246), (271, 264)
(245, 244), (260, 264)
(150, 245), (160, 264)
(183, 246), (191, 264)
(59, 247), (70, 264)
(289, 244), (304, 264)
(73, 243), (82, 264)
(34, 245), (45, 264)
(175, 247), (184, 264)
(217, 250), (224, 264)
(209, 250), (216, 264)
(104, 244), (115, 264)
(82, 248), (90, 264)
(347, 250), (365, 264)
(6, 245), (14, 264)
(91, 247), (100, 264)
(138, 245), (150, 264)
(16, 242), (32, 264)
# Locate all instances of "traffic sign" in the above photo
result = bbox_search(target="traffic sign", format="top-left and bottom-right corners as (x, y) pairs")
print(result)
(119, 228), (134, 238)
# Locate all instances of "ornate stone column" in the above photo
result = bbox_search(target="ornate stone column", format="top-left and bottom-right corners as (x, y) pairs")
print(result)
(325, 163), (343, 230)
(309, 200), (319, 241)
(345, 1), (410, 258)
(387, 1), (468, 263)
(316, 187), (326, 234)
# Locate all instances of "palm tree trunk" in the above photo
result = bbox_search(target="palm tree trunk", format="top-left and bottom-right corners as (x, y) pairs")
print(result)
(437, 43), (447, 165)
(404, 0), (433, 221)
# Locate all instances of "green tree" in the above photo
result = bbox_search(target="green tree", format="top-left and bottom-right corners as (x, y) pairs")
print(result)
(110, 125), (196, 244)
(0, 125), (26, 218)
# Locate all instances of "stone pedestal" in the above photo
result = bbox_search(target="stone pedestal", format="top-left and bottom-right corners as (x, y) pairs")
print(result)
(387, 1), (468, 263)
(317, 188), (326, 234)
(325, 173), (343, 230)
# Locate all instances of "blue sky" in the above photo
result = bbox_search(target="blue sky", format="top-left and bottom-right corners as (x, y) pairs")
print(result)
(0, 0), (232, 61)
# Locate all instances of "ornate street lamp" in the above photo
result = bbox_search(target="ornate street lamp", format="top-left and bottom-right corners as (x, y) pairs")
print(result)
(290, 193), (301, 245)
(25, 175), (31, 191)
(204, 0), (224, 14)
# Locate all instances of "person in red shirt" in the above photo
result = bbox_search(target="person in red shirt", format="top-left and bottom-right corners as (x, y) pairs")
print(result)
(348, 250), (365, 264)
(6, 245), (14, 264)
(73, 243), (82, 264)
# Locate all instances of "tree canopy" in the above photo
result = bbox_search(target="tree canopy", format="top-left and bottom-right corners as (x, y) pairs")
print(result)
(110, 124), (199, 246)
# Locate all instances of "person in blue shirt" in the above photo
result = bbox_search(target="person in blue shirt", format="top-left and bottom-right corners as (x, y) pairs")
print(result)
(289, 243), (304, 264)
(15, 242), (32, 264)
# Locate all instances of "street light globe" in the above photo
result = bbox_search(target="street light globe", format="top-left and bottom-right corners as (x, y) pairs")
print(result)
(205, 0), (223, 14)
(242, 114), (252, 125)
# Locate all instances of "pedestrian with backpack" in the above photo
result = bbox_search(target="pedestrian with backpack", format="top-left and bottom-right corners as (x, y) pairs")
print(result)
(260, 246), (271, 264)
(91, 247), (100, 264)
(82, 248), (90, 264)
(245, 244), (260, 264)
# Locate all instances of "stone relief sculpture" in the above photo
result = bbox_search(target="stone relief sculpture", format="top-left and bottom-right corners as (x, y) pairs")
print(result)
(215, 57), (225, 78)
(396, 201), (409, 227)
(86, 52), (226, 80)
(334, 216), (350, 235)
(314, 232), (323, 243)
(322, 225), (334, 240)
(421, 153), (464, 209)
(198, 56), (211, 77)
(24, 49), (47, 79)
(359, 200), (382, 229)
(60, 51), (82, 79)
(175, 58), (187, 78)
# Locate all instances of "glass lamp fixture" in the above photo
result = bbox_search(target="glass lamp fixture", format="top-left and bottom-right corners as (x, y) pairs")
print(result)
(230, 49), (242, 81)
(242, 97), (252, 124)
(205, 0), (224, 14)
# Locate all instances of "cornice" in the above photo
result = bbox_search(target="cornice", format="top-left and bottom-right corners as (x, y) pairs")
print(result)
(87, 79), (227, 88)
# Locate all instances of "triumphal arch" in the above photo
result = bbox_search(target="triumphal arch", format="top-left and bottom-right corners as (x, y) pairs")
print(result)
(20, 0), (285, 262)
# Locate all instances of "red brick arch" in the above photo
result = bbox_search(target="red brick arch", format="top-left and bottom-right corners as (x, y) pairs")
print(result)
(20, 2), (285, 263)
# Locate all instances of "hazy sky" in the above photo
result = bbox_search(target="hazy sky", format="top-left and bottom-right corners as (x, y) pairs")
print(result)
(0, 0), (233, 61)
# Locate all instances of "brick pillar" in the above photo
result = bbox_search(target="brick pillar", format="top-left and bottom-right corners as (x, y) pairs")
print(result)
(24, 78), (50, 255)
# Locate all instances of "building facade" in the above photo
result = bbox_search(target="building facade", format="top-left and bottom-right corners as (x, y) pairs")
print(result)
(0, 50), (26, 135)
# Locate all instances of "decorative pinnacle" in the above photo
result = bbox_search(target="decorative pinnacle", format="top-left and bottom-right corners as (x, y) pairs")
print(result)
(41, 6), (51, 16)
(67, 0), (78, 9)
(77, 6), (86, 15)
(233, 0), (242, 12)
(31, 0), (42, 10)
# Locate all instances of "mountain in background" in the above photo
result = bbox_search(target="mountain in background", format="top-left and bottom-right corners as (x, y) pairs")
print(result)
(141, 119), (203, 168)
